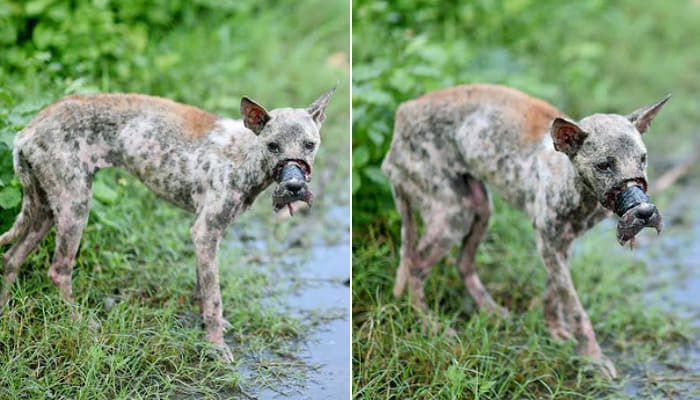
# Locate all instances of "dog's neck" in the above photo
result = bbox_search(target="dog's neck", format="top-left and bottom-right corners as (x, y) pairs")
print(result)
(534, 146), (607, 238)
(557, 151), (608, 234)
(227, 136), (275, 208)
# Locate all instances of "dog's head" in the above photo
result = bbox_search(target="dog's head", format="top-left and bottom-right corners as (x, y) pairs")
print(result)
(550, 95), (670, 245)
(240, 87), (335, 213)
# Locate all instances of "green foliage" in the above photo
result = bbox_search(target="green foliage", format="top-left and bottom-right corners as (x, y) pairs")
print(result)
(0, 0), (277, 83)
(0, 186), (20, 209)
(353, 200), (692, 399)
(0, 94), (48, 231)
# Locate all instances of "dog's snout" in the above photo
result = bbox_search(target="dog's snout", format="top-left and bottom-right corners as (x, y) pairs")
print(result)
(635, 203), (656, 220)
(284, 180), (305, 193)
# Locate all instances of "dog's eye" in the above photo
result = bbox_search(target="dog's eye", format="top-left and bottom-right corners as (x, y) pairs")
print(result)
(640, 154), (647, 165)
(304, 141), (316, 151)
(267, 142), (280, 153)
(595, 160), (614, 173)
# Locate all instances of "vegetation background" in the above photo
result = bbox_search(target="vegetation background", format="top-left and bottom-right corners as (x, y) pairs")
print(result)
(352, 0), (700, 398)
(0, 0), (349, 398)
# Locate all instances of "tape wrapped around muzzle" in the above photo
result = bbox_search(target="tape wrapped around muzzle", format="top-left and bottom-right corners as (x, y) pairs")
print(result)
(280, 163), (306, 183)
(272, 162), (313, 214)
(613, 185), (650, 217)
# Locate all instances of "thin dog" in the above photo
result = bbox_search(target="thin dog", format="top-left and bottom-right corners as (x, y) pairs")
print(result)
(0, 88), (334, 360)
(382, 84), (668, 378)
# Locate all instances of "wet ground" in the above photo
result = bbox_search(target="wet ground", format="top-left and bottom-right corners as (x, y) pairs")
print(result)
(269, 240), (351, 399)
(226, 200), (350, 399)
(620, 181), (700, 398)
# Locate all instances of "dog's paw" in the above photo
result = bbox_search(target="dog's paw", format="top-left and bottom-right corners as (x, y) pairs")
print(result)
(207, 343), (234, 363)
(443, 325), (458, 338)
(218, 345), (234, 363)
(87, 315), (102, 332)
(420, 312), (457, 338)
(596, 356), (618, 380)
(485, 304), (509, 319)
(582, 355), (618, 380)
(545, 319), (574, 343)
(0, 291), (11, 311)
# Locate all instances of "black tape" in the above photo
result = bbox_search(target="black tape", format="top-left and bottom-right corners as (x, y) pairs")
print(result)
(280, 163), (305, 183)
(614, 185), (650, 217)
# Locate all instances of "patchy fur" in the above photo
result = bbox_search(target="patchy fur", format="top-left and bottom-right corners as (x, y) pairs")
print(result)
(0, 88), (335, 361)
(383, 83), (669, 379)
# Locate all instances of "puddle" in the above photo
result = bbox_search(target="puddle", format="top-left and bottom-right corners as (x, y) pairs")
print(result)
(620, 182), (700, 398)
(226, 200), (350, 399)
(271, 241), (351, 399)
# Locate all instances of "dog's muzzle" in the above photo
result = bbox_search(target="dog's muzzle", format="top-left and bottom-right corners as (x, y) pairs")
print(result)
(606, 180), (663, 245)
(272, 160), (313, 214)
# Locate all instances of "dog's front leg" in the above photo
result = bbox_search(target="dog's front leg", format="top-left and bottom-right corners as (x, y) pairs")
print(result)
(535, 233), (617, 379)
(190, 213), (233, 362)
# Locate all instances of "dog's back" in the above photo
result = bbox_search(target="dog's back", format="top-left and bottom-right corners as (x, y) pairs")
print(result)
(14, 94), (246, 212)
(382, 84), (565, 211)
(22, 93), (219, 141)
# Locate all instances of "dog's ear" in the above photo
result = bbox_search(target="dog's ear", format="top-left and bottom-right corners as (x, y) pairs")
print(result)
(627, 94), (671, 134)
(241, 97), (271, 135)
(307, 86), (336, 126)
(551, 117), (588, 157)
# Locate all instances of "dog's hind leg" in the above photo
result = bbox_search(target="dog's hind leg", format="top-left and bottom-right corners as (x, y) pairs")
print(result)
(403, 175), (475, 313)
(406, 195), (476, 337)
(0, 194), (30, 247)
(46, 184), (91, 306)
(407, 223), (456, 313)
(1, 152), (55, 308)
(455, 178), (507, 317)
(391, 186), (417, 298)
(0, 208), (53, 309)
(0, 149), (44, 248)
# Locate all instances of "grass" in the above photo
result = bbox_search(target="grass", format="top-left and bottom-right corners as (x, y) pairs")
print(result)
(352, 196), (694, 399)
(352, 1), (700, 398)
(0, 0), (349, 398)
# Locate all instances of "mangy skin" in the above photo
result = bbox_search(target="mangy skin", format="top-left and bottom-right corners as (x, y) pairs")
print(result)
(0, 88), (334, 361)
(382, 84), (669, 378)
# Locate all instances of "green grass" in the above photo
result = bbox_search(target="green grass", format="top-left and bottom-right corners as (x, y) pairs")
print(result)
(0, 0), (349, 398)
(352, 196), (693, 399)
(352, 0), (700, 398)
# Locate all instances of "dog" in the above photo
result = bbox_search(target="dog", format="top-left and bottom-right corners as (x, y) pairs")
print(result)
(382, 84), (669, 378)
(0, 87), (335, 361)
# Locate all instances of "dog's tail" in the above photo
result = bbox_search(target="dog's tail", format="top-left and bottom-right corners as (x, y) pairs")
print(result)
(0, 147), (33, 247)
